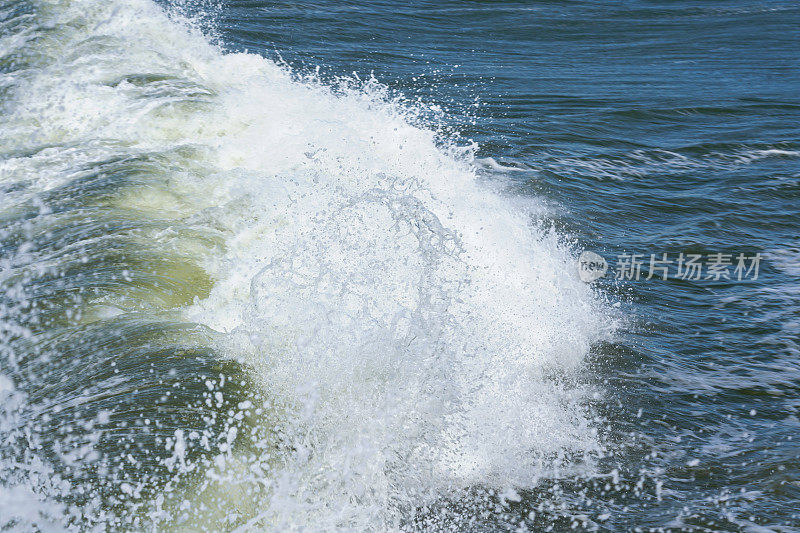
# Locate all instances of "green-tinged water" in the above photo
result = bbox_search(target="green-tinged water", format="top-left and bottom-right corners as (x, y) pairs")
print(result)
(1, 0), (799, 531)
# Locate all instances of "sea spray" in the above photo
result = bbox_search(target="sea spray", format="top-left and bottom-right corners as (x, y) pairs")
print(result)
(0, 0), (614, 529)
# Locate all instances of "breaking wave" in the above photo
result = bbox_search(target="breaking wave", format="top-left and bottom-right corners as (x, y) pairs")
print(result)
(0, 0), (613, 529)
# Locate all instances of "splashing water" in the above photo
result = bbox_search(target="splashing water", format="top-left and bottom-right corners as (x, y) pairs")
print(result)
(0, 0), (614, 529)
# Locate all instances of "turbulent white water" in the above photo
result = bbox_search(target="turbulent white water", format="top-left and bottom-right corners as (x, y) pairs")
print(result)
(0, 0), (614, 530)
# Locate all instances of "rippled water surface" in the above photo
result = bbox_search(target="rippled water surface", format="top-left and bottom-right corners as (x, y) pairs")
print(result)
(1, 0), (799, 531)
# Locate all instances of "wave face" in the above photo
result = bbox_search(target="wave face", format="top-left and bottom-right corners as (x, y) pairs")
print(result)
(0, 0), (612, 529)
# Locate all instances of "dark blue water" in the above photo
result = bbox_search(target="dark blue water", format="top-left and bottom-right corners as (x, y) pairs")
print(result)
(2, 0), (799, 530)
(212, 1), (800, 529)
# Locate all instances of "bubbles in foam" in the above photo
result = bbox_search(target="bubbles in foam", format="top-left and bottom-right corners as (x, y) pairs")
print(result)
(0, 0), (615, 528)
(179, 28), (614, 530)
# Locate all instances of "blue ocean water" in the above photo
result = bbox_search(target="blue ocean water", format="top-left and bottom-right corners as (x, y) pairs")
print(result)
(1, 0), (799, 530)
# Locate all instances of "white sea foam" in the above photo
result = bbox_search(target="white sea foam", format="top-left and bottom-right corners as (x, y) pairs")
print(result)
(767, 248), (800, 277)
(0, 0), (614, 529)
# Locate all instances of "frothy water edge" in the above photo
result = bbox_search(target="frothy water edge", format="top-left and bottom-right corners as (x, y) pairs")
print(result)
(0, 0), (616, 529)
